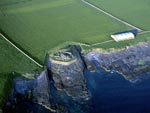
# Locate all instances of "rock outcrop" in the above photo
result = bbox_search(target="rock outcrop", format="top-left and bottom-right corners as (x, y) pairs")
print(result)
(50, 46), (90, 100)
(3, 42), (150, 113)
(13, 71), (54, 112)
(84, 42), (150, 80)
(51, 58), (89, 100)
(32, 71), (52, 110)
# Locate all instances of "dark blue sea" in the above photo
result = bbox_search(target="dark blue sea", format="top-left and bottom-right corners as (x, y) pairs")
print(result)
(5, 68), (150, 113)
(84, 68), (150, 113)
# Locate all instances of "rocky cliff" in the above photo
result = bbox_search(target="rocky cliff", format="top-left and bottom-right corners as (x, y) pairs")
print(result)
(32, 71), (55, 112)
(3, 71), (56, 113)
(84, 42), (150, 81)
(50, 46), (90, 101)
(4, 42), (150, 113)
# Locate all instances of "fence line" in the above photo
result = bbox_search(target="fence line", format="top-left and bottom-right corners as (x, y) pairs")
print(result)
(0, 33), (43, 68)
(81, 0), (143, 32)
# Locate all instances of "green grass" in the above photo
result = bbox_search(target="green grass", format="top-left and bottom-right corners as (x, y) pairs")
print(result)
(0, 36), (40, 107)
(0, 0), (150, 108)
(87, 0), (150, 30)
(138, 59), (146, 66)
(0, 0), (25, 5)
(82, 32), (150, 51)
(0, 0), (131, 62)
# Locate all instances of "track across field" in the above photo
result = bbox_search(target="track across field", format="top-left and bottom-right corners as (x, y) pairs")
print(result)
(0, 0), (131, 61)
(81, 0), (143, 32)
(87, 0), (150, 31)
(0, 0), (150, 64)
(0, 33), (43, 68)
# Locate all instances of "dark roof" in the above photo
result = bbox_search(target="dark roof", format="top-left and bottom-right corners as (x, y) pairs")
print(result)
(113, 29), (138, 36)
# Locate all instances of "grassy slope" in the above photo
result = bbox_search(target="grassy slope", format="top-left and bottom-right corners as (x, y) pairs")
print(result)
(0, 36), (40, 107)
(0, 0), (131, 61)
(87, 0), (150, 30)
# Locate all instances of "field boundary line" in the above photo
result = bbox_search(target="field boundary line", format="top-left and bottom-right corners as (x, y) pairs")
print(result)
(81, 0), (143, 32)
(75, 39), (113, 47)
(138, 31), (150, 34)
(91, 40), (113, 46)
(71, 40), (114, 47)
(0, 33), (43, 68)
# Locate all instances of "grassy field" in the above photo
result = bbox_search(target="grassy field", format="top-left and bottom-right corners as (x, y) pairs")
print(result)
(87, 0), (150, 31)
(0, 0), (131, 62)
(82, 32), (150, 51)
(1, 0), (150, 109)
(0, 36), (40, 107)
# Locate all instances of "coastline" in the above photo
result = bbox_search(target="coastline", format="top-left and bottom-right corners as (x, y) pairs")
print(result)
(3, 42), (150, 112)
(84, 42), (150, 81)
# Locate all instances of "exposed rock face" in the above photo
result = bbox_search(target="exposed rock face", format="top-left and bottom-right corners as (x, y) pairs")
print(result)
(51, 58), (90, 100)
(0, 109), (2, 113)
(32, 71), (51, 109)
(13, 71), (52, 110)
(84, 42), (150, 80)
(14, 79), (36, 96)
(50, 46), (90, 100)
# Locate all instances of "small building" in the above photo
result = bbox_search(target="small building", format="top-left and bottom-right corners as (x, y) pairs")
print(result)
(111, 29), (138, 42)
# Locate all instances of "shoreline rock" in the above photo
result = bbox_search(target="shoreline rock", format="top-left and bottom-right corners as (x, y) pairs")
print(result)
(3, 71), (56, 113)
(50, 45), (90, 101)
(4, 42), (150, 112)
(84, 42), (150, 81)
(32, 71), (55, 112)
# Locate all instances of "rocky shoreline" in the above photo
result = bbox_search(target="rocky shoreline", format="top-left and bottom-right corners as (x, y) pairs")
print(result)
(3, 46), (91, 113)
(84, 42), (150, 81)
(49, 45), (90, 101)
(3, 42), (150, 113)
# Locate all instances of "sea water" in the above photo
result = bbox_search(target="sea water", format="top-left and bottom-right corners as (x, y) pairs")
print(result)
(84, 68), (150, 113)
(5, 68), (150, 113)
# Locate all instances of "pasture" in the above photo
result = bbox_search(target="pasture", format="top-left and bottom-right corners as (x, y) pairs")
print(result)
(0, 0), (131, 62)
(1, 0), (150, 108)
(87, 0), (150, 31)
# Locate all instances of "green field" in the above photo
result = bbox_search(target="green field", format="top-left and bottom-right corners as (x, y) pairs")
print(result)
(0, 35), (40, 106)
(1, 0), (150, 108)
(82, 32), (150, 51)
(0, 0), (131, 61)
(87, 0), (150, 30)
